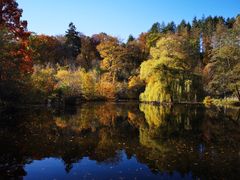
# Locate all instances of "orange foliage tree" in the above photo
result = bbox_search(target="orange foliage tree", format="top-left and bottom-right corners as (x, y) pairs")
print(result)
(0, 0), (32, 102)
(0, 0), (32, 79)
(30, 34), (65, 65)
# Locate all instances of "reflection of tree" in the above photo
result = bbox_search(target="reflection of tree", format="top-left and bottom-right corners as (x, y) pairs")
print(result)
(202, 107), (240, 144)
(0, 103), (239, 179)
(137, 104), (240, 179)
(54, 102), (130, 133)
(139, 104), (240, 144)
(139, 104), (204, 140)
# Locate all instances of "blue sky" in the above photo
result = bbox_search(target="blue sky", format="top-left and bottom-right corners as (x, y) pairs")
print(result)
(18, 0), (240, 40)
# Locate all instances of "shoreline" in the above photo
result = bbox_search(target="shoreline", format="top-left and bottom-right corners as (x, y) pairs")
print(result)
(1, 99), (240, 109)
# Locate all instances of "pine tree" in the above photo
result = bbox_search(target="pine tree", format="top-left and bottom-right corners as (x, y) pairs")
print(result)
(65, 22), (81, 65)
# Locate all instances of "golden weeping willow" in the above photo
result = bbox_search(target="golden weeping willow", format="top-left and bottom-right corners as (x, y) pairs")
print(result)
(140, 35), (203, 103)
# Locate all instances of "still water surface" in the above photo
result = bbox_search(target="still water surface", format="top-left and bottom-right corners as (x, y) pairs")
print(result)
(0, 102), (239, 179)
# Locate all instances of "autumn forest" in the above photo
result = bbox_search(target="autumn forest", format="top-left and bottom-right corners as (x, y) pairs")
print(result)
(1, 0), (240, 179)
(0, 0), (240, 106)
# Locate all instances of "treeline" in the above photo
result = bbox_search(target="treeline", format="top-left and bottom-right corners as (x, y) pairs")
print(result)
(0, 0), (240, 105)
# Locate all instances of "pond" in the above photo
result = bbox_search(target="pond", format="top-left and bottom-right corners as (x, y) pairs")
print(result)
(0, 102), (239, 179)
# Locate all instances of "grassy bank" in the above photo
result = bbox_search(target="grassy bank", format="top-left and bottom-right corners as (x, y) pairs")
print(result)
(203, 96), (240, 107)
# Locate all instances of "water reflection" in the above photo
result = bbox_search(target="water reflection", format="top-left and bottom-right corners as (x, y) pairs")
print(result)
(0, 103), (239, 179)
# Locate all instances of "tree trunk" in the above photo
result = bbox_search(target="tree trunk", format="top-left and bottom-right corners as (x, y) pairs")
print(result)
(236, 85), (240, 101)
(0, 3), (3, 26)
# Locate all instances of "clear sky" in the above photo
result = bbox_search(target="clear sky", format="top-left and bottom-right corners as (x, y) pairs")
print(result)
(18, 0), (240, 40)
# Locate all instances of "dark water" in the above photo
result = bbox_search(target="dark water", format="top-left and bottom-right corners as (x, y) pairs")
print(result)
(0, 102), (239, 180)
